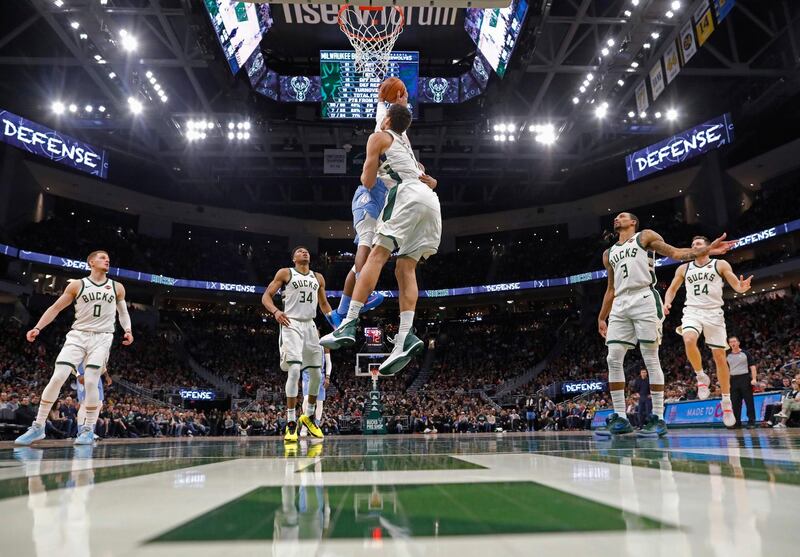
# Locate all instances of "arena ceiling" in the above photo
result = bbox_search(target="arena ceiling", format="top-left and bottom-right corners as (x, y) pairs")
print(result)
(0, 0), (799, 219)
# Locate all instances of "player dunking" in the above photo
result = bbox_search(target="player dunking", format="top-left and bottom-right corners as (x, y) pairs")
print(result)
(15, 250), (133, 446)
(664, 236), (752, 427)
(596, 213), (732, 438)
(262, 247), (336, 442)
(321, 104), (441, 376)
(300, 346), (332, 437)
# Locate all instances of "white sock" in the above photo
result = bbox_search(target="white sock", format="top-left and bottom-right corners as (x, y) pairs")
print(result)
(651, 392), (664, 420)
(399, 311), (414, 335)
(305, 402), (316, 418)
(611, 390), (627, 416)
(287, 408), (297, 422)
(77, 404), (87, 426)
(722, 393), (731, 402)
(315, 400), (324, 423)
(345, 301), (364, 321)
(695, 370), (707, 379)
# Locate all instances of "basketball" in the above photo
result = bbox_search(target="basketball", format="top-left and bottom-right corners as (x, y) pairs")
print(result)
(378, 77), (407, 103)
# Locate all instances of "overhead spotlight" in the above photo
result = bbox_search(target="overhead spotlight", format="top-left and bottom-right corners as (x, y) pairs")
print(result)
(507, 123), (516, 132)
(579, 85), (586, 93)
(639, 111), (647, 118)
(666, 108), (678, 120)
(630, 61), (639, 68)
(84, 104), (93, 113)
(98, 105), (106, 113)
(108, 71), (116, 79)
(228, 122), (235, 130)
(651, 32), (660, 39)
(572, 96), (579, 104)
(207, 121), (214, 130)
(145, 70), (153, 79)
(601, 47), (609, 56)
(627, 110), (635, 118)
(631, 0), (640, 5)
(498, 134), (507, 142)
(68, 103), (77, 113)
(227, 132), (235, 140)
(79, 33), (88, 40)
(236, 132), (244, 140)
(200, 132), (207, 140)
(643, 42), (651, 49)
(160, 95), (168, 103)
(665, 10), (674, 18)
(493, 134), (499, 141)
(498, 123), (507, 132)
(100, 0), (108, 4)
(70, 21), (80, 30)
(607, 38), (615, 47)
(595, 105), (608, 118)
(53, 0), (64, 6)
(51, 101), (65, 114)
(149, 77), (156, 84)
(243, 121), (251, 130)
(120, 32), (138, 52)
(655, 111), (662, 119)
(617, 79), (625, 86)
(534, 124), (556, 145)
(94, 54), (102, 61)
(671, 1), (681, 9)
(624, 10), (632, 17)
(237, 122), (244, 130)
(586, 73), (594, 81)
(582, 80), (589, 87)
(508, 135), (515, 142)
(127, 97), (143, 115)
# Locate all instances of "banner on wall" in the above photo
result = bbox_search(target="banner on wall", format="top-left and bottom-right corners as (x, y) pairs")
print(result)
(663, 42), (681, 84)
(323, 149), (347, 174)
(649, 61), (666, 101)
(712, 0), (736, 23)
(679, 21), (698, 64)
(635, 81), (649, 115)
(694, 2), (716, 46)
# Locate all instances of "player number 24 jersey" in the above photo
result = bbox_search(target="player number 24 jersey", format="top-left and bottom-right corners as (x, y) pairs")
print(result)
(684, 260), (724, 310)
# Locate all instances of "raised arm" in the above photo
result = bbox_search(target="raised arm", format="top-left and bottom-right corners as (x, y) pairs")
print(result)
(597, 249), (615, 339)
(262, 268), (291, 326)
(26, 279), (82, 342)
(716, 259), (753, 294)
(360, 132), (392, 189)
(640, 229), (735, 261)
(114, 282), (134, 345)
(664, 263), (688, 316)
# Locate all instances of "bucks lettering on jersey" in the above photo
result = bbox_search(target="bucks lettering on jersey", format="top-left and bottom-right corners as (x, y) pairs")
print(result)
(282, 268), (319, 320)
(378, 129), (421, 187)
(684, 260), (724, 309)
(73, 277), (117, 333)
(607, 232), (656, 296)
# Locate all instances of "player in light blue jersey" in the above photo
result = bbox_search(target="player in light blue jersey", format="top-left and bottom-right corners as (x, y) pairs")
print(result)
(300, 348), (331, 437)
(75, 362), (111, 438)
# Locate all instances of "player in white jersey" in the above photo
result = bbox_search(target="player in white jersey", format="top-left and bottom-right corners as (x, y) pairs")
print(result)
(321, 104), (441, 377)
(262, 246), (337, 443)
(664, 235), (752, 426)
(15, 250), (133, 446)
(597, 213), (733, 438)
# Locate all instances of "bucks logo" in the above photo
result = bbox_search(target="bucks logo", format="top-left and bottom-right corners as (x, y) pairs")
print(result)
(290, 76), (311, 101)
(428, 77), (449, 103)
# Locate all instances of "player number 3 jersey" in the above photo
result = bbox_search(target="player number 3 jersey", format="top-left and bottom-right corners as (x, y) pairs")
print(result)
(73, 277), (118, 333)
(282, 269), (319, 320)
(607, 232), (657, 297)
(684, 260), (724, 310)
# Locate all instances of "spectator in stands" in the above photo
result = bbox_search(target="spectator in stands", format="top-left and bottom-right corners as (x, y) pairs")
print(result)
(774, 379), (800, 428)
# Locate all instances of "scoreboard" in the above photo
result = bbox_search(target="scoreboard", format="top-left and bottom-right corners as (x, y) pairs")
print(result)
(320, 50), (419, 120)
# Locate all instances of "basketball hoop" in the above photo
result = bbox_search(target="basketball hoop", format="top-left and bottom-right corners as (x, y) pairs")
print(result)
(338, 5), (405, 78)
(369, 364), (380, 388)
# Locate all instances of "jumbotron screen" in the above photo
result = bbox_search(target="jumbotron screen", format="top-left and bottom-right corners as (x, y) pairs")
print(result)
(465, 0), (529, 77)
(203, 0), (272, 75)
(320, 50), (419, 119)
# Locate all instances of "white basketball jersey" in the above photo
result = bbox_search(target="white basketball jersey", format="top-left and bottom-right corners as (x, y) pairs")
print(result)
(282, 268), (319, 320)
(607, 232), (656, 296)
(73, 277), (117, 333)
(379, 129), (421, 187)
(684, 260), (724, 310)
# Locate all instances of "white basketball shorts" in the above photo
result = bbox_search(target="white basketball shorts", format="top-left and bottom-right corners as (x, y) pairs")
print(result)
(677, 307), (729, 349)
(56, 330), (114, 371)
(279, 319), (323, 371)
(606, 287), (665, 348)
(374, 181), (441, 261)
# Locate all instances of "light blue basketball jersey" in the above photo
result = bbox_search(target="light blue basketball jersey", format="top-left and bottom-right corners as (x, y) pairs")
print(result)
(351, 178), (388, 226)
(76, 363), (104, 402)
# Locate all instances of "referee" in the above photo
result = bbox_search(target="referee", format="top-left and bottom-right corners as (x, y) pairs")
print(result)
(726, 336), (758, 428)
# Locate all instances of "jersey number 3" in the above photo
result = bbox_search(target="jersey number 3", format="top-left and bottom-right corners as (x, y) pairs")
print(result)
(620, 263), (629, 279)
(299, 292), (314, 304)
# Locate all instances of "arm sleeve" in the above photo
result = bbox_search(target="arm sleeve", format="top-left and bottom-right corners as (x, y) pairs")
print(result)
(325, 352), (333, 376)
(117, 300), (132, 332)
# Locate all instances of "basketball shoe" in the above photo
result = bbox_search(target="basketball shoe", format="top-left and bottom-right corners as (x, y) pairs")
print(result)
(299, 414), (323, 439)
(284, 421), (299, 443)
(379, 332), (423, 376)
(319, 318), (358, 350)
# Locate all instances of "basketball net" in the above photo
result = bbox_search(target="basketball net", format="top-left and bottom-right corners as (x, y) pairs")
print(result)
(338, 5), (405, 78)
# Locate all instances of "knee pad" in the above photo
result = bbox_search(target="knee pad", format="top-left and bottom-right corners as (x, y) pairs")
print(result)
(285, 364), (301, 398)
(639, 344), (664, 384)
(83, 372), (100, 405)
(606, 343), (629, 383)
(307, 367), (322, 397)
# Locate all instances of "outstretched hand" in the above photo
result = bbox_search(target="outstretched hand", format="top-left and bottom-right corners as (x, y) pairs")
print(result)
(26, 328), (39, 343)
(738, 274), (753, 293)
(708, 233), (736, 256)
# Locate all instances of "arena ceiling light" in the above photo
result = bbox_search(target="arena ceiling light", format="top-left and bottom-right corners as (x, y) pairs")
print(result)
(595, 102), (609, 119)
(671, 1), (681, 9)
(666, 108), (678, 121)
(84, 104), (93, 113)
(98, 105), (106, 113)
(68, 103), (77, 113)
(665, 10), (674, 18)
(627, 110), (635, 118)
(530, 123), (556, 145)
(643, 42), (651, 49)
(601, 47), (610, 56)
(51, 101), (65, 115)
(631, 0), (639, 5)
(119, 30), (138, 52)
(651, 32), (661, 39)
(572, 96), (579, 104)
(655, 111), (662, 119)
(70, 21), (80, 30)
(617, 79), (625, 86)
(53, 0), (63, 7)
(127, 96), (143, 115)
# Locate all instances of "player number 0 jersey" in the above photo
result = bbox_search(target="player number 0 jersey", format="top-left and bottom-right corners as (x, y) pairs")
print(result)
(73, 277), (118, 333)
(684, 260), (724, 310)
(607, 232), (656, 297)
(282, 269), (319, 320)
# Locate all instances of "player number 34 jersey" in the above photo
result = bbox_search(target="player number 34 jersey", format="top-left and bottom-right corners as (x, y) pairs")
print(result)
(684, 260), (724, 310)
(282, 269), (319, 320)
(73, 277), (118, 333)
(607, 232), (657, 297)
